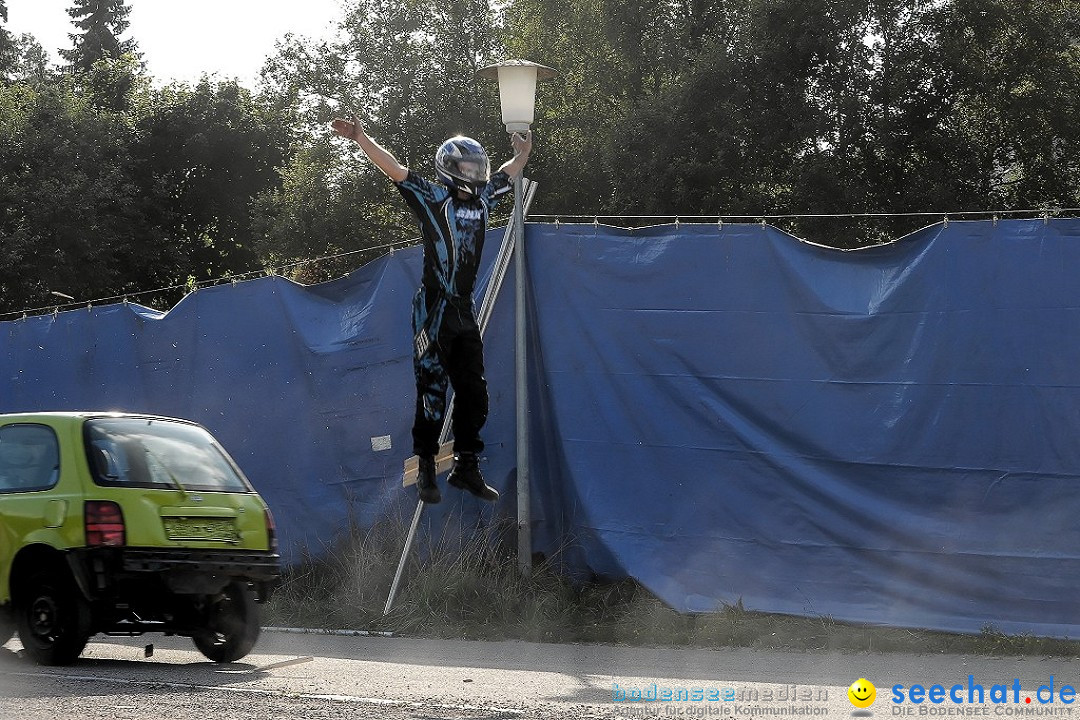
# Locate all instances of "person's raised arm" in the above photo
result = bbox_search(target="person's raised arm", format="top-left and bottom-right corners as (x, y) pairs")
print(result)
(331, 117), (409, 183)
(497, 131), (533, 180)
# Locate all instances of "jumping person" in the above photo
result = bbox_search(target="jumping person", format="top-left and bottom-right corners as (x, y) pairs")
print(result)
(331, 117), (532, 504)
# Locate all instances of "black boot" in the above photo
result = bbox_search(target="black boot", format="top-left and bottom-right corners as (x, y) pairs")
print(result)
(416, 456), (440, 504)
(447, 452), (498, 503)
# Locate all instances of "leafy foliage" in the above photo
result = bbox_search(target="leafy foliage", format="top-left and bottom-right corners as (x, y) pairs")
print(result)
(0, 0), (13, 74)
(134, 79), (293, 284)
(502, 0), (1080, 246)
(0, 78), (173, 311)
(0, 67), (293, 314)
(5, 33), (52, 85)
(1, 0), (1079, 313)
(250, 140), (410, 283)
(253, 0), (511, 281)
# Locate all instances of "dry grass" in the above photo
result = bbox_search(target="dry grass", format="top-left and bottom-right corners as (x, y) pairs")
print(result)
(264, 517), (1080, 657)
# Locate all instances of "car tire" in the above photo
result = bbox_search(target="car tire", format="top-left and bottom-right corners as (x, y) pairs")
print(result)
(0, 610), (14, 646)
(15, 568), (91, 665)
(192, 582), (260, 663)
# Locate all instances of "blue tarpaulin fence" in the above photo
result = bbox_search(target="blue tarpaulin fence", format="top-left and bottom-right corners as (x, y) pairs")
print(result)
(2, 218), (1079, 637)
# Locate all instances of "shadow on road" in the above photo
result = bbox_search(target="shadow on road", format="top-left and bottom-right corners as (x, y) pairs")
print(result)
(0, 641), (276, 698)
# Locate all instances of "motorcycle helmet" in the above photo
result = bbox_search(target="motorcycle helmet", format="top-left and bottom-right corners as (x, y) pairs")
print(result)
(435, 136), (490, 196)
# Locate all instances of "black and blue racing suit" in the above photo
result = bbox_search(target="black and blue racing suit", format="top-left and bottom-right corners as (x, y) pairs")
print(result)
(395, 169), (512, 459)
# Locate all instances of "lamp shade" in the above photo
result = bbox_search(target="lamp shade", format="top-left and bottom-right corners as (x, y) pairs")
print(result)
(477, 60), (557, 133)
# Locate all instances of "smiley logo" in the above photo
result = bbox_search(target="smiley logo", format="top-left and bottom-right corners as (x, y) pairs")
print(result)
(848, 678), (876, 709)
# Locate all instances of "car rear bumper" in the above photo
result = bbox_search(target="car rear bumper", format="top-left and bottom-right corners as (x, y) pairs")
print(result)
(69, 547), (281, 602)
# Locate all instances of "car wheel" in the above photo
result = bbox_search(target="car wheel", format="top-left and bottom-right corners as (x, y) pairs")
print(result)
(15, 569), (91, 665)
(192, 582), (260, 663)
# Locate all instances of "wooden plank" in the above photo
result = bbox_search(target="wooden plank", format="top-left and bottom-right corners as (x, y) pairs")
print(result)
(402, 440), (455, 486)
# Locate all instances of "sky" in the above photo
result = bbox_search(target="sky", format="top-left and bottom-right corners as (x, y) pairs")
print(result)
(3, 0), (344, 85)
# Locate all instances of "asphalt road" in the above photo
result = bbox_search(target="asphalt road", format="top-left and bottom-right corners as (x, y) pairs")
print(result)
(2, 630), (1080, 719)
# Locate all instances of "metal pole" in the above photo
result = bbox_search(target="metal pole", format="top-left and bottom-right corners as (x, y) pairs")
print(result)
(383, 498), (424, 615)
(514, 170), (531, 578)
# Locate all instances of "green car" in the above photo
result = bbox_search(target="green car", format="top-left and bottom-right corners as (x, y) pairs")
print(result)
(0, 412), (280, 665)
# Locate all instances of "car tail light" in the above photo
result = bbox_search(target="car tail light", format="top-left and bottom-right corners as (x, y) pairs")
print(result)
(85, 500), (125, 547)
(265, 507), (278, 553)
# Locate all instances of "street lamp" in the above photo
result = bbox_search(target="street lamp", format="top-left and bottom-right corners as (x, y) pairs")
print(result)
(477, 59), (557, 132)
(476, 59), (555, 577)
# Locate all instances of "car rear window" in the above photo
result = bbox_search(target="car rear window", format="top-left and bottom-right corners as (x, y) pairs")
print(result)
(85, 418), (251, 493)
(0, 424), (60, 493)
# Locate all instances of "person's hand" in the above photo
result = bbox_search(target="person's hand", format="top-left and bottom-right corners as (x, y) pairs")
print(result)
(331, 117), (365, 142)
(511, 130), (532, 156)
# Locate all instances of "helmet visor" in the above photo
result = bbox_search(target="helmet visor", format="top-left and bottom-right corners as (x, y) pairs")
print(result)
(444, 156), (489, 184)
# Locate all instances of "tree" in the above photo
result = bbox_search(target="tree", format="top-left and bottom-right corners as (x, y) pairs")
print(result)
(0, 1), (52, 84)
(0, 79), (177, 314)
(255, 0), (507, 280)
(134, 79), (294, 284)
(931, 0), (1080, 210)
(0, 72), (295, 316)
(501, 0), (681, 213)
(0, 0), (15, 77)
(251, 138), (412, 283)
(60, 0), (138, 74)
(782, 0), (1080, 245)
(503, 0), (853, 216)
(501, 0), (1080, 246)
(263, 0), (504, 157)
(6, 34), (52, 84)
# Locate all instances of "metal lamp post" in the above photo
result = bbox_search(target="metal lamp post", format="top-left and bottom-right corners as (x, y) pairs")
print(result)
(476, 59), (555, 577)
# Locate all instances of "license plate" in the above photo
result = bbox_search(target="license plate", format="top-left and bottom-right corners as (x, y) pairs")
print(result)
(163, 517), (239, 542)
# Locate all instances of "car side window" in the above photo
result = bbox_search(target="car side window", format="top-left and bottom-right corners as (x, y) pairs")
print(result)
(0, 424), (61, 493)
